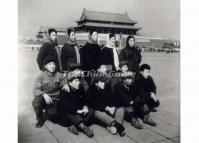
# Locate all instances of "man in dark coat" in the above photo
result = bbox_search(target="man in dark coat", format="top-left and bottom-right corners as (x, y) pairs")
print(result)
(87, 76), (125, 136)
(80, 30), (101, 71)
(135, 64), (160, 111)
(113, 72), (157, 129)
(37, 28), (62, 72)
(59, 72), (94, 138)
(61, 29), (81, 72)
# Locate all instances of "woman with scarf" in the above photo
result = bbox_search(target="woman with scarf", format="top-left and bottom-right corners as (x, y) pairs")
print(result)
(100, 33), (120, 71)
(37, 28), (62, 72)
(80, 30), (101, 71)
(61, 29), (81, 72)
(119, 35), (142, 74)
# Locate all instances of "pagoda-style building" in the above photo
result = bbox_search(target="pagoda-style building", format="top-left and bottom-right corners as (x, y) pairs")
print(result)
(72, 8), (141, 35)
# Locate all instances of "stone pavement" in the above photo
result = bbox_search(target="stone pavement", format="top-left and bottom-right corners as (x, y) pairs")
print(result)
(18, 52), (180, 143)
(18, 93), (180, 143)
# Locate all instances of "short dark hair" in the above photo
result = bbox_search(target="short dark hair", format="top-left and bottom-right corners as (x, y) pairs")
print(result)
(67, 28), (75, 36)
(48, 28), (57, 35)
(109, 33), (115, 39)
(140, 64), (151, 71)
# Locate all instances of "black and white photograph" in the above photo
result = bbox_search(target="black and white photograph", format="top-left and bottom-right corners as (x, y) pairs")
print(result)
(18, 0), (180, 143)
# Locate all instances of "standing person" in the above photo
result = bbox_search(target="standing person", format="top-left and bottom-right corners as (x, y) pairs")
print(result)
(61, 29), (81, 72)
(80, 30), (101, 71)
(101, 33), (120, 71)
(37, 28), (62, 72)
(119, 35), (141, 74)
(32, 56), (63, 128)
(87, 76), (125, 136)
(59, 72), (94, 138)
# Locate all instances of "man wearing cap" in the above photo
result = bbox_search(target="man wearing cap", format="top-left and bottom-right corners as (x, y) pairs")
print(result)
(59, 71), (94, 138)
(87, 76), (125, 136)
(113, 72), (157, 129)
(32, 56), (63, 128)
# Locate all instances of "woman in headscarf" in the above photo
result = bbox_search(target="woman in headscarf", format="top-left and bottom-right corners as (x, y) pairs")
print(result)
(119, 35), (142, 74)
(100, 33), (120, 71)
(37, 28), (62, 72)
(80, 30), (101, 71)
(61, 28), (81, 72)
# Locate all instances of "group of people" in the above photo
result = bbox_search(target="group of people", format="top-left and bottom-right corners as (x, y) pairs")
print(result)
(32, 28), (160, 138)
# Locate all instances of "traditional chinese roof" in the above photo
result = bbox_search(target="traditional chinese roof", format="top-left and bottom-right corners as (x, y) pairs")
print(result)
(76, 8), (137, 24)
(77, 22), (141, 30)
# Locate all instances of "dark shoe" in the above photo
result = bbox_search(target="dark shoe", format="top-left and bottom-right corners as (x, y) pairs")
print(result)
(131, 118), (143, 129)
(113, 121), (125, 137)
(68, 125), (79, 135)
(143, 115), (157, 126)
(81, 126), (94, 138)
(36, 121), (44, 128)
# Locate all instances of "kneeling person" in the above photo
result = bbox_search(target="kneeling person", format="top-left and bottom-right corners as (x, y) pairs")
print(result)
(32, 56), (63, 128)
(135, 64), (160, 111)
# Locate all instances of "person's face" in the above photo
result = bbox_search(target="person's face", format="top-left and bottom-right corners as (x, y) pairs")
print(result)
(121, 65), (128, 73)
(110, 36), (116, 46)
(128, 38), (135, 47)
(45, 62), (56, 73)
(141, 69), (150, 79)
(124, 78), (133, 86)
(69, 79), (80, 90)
(98, 65), (107, 74)
(95, 81), (105, 90)
(50, 32), (57, 42)
(69, 31), (76, 41)
(91, 32), (98, 41)
(73, 69), (83, 77)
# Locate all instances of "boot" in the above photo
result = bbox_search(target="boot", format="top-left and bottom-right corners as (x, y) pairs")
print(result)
(79, 123), (94, 138)
(143, 114), (157, 126)
(112, 121), (125, 137)
(131, 118), (143, 129)
(68, 125), (79, 135)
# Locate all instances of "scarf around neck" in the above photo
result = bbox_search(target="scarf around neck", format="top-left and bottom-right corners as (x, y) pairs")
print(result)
(64, 32), (77, 46)
(106, 42), (120, 71)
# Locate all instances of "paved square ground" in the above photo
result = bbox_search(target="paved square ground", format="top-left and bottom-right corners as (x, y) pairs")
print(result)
(18, 51), (180, 143)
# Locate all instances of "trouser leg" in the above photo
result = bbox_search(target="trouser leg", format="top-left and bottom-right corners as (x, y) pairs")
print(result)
(64, 113), (84, 127)
(32, 96), (46, 122)
(94, 111), (114, 126)
(114, 107), (125, 124)
(82, 108), (95, 126)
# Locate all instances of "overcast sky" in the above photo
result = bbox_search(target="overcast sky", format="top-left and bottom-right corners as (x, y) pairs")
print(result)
(18, 0), (180, 40)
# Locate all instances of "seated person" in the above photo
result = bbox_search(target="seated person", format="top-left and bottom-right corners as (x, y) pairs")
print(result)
(115, 60), (136, 83)
(59, 72), (94, 138)
(87, 76), (125, 136)
(62, 63), (89, 94)
(32, 56), (63, 128)
(135, 64), (160, 111)
(114, 72), (157, 129)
